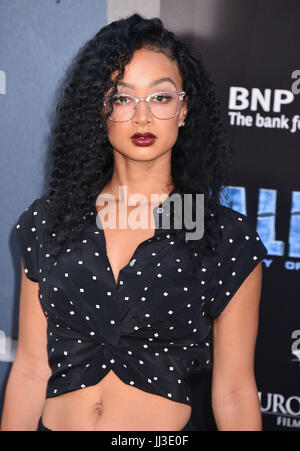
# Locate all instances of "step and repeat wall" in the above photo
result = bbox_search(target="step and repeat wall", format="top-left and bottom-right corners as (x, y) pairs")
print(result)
(161, 0), (300, 431)
(1, 0), (299, 431)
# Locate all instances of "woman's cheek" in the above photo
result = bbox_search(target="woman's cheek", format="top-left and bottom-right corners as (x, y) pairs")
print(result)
(159, 128), (179, 149)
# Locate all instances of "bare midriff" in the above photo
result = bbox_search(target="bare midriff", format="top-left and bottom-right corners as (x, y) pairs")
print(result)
(41, 188), (191, 430)
(41, 369), (192, 430)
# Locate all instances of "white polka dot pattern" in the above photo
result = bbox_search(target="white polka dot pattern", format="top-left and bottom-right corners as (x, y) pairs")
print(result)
(15, 195), (268, 407)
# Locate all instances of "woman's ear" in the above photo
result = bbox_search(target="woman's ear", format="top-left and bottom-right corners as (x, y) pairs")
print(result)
(182, 94), (188, 119)
(179, 96), (188, 124)
(184, 94), (189, 112)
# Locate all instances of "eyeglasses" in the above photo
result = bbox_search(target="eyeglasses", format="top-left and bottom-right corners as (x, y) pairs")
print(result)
(103, 90), (186, 122)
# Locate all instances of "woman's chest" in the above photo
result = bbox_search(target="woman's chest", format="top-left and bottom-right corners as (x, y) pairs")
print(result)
(38, 220), (215, 347)
(102, 224), (157, 286)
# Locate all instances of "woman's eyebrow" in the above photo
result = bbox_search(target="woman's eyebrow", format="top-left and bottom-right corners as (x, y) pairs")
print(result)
(117, 77), (177, 89)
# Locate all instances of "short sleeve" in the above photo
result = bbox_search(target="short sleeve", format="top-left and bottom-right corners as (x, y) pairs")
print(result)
(15, 198), (40, 283)
(206, 207), (268, 319)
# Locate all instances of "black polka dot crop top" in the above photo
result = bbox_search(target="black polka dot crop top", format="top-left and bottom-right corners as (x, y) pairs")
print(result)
(15, 191), (268, 407)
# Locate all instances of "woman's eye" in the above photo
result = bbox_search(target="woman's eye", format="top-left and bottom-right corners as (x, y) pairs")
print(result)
(113, 95), (130, 104)
(152, 95), (171, 102)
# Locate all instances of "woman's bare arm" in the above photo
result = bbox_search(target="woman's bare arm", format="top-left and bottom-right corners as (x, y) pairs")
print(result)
(0, 260), (51, 431)
(211, 262), (263, 431)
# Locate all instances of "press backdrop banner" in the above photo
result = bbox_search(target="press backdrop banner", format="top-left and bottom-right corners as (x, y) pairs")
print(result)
(161, 0), (300, 431)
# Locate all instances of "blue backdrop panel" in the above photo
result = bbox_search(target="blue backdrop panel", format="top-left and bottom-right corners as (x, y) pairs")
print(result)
(0, 0), (106, 416)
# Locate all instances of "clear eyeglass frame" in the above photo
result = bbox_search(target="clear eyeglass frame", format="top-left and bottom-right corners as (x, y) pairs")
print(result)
(103, 90), (186, 122)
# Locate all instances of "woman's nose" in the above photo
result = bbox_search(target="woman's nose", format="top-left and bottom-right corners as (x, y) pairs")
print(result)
(134, 99), (153, 123)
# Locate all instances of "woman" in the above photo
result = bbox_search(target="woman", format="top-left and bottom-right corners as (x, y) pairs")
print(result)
(1, 14), (268, 431)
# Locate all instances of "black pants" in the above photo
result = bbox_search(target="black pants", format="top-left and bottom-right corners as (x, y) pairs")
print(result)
(37, 416), (197, 431)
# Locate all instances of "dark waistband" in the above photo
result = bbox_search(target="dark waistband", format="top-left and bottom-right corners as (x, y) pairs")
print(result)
(37, 415), (196, 431)
(37, 416), (52, 431)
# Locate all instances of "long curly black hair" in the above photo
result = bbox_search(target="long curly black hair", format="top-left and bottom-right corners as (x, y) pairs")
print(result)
(43, 13), (233, 273)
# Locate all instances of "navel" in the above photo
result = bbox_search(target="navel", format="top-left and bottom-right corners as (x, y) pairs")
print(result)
(94, 402), (104, 416)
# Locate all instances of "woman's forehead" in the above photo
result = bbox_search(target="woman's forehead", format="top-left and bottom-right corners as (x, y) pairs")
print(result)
(109, 53), (182, 91)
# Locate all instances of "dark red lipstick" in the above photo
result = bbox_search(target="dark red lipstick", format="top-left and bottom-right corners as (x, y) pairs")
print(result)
(131, 132), (157, 147)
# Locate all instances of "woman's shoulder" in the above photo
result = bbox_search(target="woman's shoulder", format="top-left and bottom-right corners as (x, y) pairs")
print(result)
(214, 204), (268, 259)
(217, 204), (259, 239)
(16, 194), (49, 231)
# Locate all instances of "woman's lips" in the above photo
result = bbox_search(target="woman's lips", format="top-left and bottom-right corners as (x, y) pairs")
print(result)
(131, 136), (156, 146)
